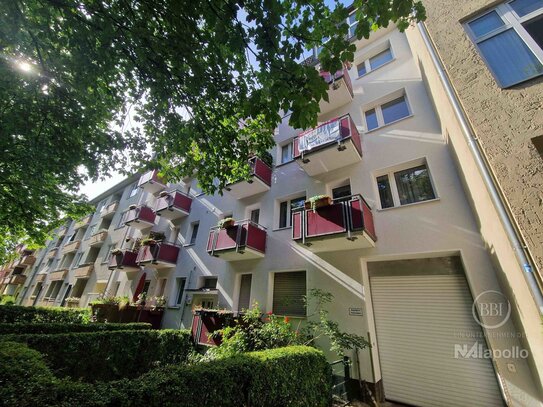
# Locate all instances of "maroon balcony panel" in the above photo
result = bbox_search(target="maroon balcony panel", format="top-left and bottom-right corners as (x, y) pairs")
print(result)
(108, 250), (138, 270)
(191, 313), (222, 346)
(319, 67), (353, 97)
(155, 191), (192, 214)
(251, 157), (272, 187)
(245, 223), (266, 254)
(137, 169), (161, 188)
(305, 203), (347, 238)
(137, 243), (180, 266)
(292, 212), (303, 240)
(207, 220), (267, 259)
(124, 206), (156, 225)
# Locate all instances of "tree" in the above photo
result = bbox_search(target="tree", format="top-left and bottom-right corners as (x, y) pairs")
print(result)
(0, 0), (425, 258)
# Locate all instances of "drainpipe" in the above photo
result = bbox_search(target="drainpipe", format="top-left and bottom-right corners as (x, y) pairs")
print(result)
(417, 22), (543, 314)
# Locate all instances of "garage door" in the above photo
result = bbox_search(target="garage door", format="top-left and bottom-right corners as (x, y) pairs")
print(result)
(370, 258), (504, 407)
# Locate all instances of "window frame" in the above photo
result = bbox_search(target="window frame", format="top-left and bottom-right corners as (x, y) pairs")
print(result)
(189, 221), (199, 245)
(373, 158), (438, 210)
(271, 271), (307, 317)
(128, 182), (139, 198)
(357, 45), (395, 78)
(278, 195), (306, 229)
(174, 277), (187, 306)
(464, 1), (543, 87)
(279, 140), (294, 165)
(363, 92), (412, 132)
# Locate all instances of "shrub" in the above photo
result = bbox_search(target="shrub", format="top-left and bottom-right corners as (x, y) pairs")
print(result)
(0, 304), (91, 324)
(0, 294), (16, 305)
(2, 329), (192, 382)
(0, 322), (151, 335)
(2, 344), (331, 407)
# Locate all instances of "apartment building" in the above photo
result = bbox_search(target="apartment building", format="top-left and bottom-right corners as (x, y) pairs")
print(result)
(12, 10), (543, 407)
(0, 245), (39, 297)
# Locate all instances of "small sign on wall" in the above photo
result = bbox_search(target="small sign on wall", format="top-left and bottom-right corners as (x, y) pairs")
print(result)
(349, 307), (363, 316)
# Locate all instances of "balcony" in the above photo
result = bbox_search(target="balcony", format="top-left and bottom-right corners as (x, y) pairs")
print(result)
(207, 220), (267, 261)
(225, 157), (272, 199)
(100, 201), (119, 218)
(89, 230), (108, 247)
(35, 274), (46, 283)
(74, 263), (94, 279)
(292, 194), (376, 252)
(318, 67), (353, 117)
(108, 250), (139, 272)
(138, 169), (166, 195)
(46, 248), (58, 259)
(155, 190), (192, 221)
(58, 227), (67, 238)
(49, 269), (68, 281)
(74, 215), (92, 229)
(7, 274), (26, 285)
(293, 114), (362, 176)
(16, 253), (36, 268)
(62, 240), (81, 255)
(124, 205), (156, 230)
(136, 242), (180, 269)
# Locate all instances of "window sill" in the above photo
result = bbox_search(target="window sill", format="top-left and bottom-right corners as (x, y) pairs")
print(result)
(275, 159), (295, 168)
(356, 58), (396, 80)
(377, 197), (440, 212)
(183, 243), (196, 247)
(365, 114), (413, 134)
(272, 226), (292, 232)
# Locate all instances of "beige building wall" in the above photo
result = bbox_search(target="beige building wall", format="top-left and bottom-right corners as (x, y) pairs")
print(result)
(420, 0), (543, 275)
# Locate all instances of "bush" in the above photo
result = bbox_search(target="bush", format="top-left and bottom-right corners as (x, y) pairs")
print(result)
(0, 294), (16, 305)
(1, 344), (331, 407)
(2, 329), (192, 382)
(0, 304), (91, 324)
(0, 322), (151, 335)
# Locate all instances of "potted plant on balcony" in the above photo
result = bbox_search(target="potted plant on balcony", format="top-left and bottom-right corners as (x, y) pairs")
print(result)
(256, 151), (273, 168)
(305, 195), (332, 212)
(141, 238), (157, 246)
(159, 190), (170, 198)
(149, 231), (166, 241)
(218, 218), (235, 229)
(111, 248), (123, 256)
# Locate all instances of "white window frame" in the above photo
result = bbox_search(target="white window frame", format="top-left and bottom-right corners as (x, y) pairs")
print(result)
(464, 1), (543, 87)
(276, 193), (306, 229)
(356, 42), (395, 78)
(103, 243), (116, 263)
(188, 221), (199, 246)
(279, 140), (294, 164)
(128, 182), (139, 198)
(363, 90), (412, 132)
(373, 158), (438, 210)
(173, 277), (187, 306)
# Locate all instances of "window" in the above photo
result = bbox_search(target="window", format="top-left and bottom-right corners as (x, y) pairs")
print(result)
(87, 224), (97, 238)
(72, 252), (82, 269)
(189, 222), (199, 245)
(332, 184), (352, 202)
(364, 94), (410, 131)
(375, 162), (436, 209)
(156, 279), (167, 297)
(465, 1), (543, 87)
(96, 199), (106, 213)
(68, 233), (76, 242)
(128, 183), (139, 198)
(104, 244), (116, 262)
(280, 142), (293, 164)
(250, 209), (260, 224)
(272, 271), (306, 317)
(238, 274), (252, 311)
(142, 280), (151, 295)
(279, 195), (306, 228)
(348, 12), (358, 38)
(357, 47), (394, 77)
(203, 277), (218, 289)
(175, 278), (186, 305)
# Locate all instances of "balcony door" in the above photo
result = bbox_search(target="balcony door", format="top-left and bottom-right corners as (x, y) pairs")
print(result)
(237, 274), (252, 312)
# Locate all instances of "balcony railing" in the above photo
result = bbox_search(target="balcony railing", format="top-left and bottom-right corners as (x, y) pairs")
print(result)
(17, 254), (36, 268)
(62, 240), (81, 255)
(100, 201), (119, 218)
(136, 242), (180, 269)
(74, 215), (92, 229)
(74, 263), (94, 279)
(293, 114), (362, 176)
(318, 67), (353, 117)
(7, 274), (26, 285)
(224, 157), (273, 199)
(292, 194), (376, 252)
(108, 250), (140, 272)
(207, 220), (267, 261)
(123, 205), (156, 230)
(138, 169), (166, 194)
(46, 248), (58, 259)
(88, 230), (108, 246)
(155, 190), (192, 221)
(35, 274), (46, 283)
(49, 269), (68, 281)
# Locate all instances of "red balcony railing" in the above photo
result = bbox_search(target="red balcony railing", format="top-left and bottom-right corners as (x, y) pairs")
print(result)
(207, 220), (267, 260)
(136, 242), (180, 268)
(155, 190), (192, 220)
(191, 310), (237, 346)
(318, 66), (354, 116)
(292, 194), (376, 252)
(124, 205), (156, 229)
(225, 157), (273, 199)
(320, 67), (353, 97)
(108, 250), (139, 271)
(138, 169), (166, 194)
(293, 114), (362, 176)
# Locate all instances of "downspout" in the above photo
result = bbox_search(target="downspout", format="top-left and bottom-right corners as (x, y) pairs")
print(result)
(417, 22), (543, 314)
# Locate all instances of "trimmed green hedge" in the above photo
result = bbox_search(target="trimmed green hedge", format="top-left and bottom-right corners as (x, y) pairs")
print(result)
(2, 329), (192, 382)
(0, 322), (151, 335)
(0, 304), (91, 324)
(1, 343), (331, 407)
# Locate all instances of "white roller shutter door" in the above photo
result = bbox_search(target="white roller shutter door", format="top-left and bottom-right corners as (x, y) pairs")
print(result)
(371, 273), (504, 407)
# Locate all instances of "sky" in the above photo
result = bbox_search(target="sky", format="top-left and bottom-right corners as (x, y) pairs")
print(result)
(79, 171), (125, 201)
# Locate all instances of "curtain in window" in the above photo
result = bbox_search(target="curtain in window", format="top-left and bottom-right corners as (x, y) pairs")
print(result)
(478, 28), (543, 87)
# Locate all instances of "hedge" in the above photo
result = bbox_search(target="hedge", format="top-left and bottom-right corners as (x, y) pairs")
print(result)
(0, 322), (151, 335)
(0, 343), (332, 407)
(0, 304), (91, 324)
(2, 329), (192, 382)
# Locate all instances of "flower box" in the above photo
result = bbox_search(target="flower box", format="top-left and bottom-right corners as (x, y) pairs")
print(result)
(305, 196), (332, 211)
